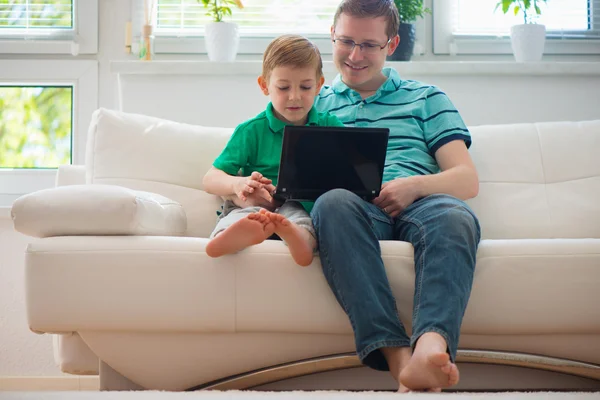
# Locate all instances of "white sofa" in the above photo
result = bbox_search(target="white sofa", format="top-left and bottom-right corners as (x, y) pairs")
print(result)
(13, 108), (600, 391)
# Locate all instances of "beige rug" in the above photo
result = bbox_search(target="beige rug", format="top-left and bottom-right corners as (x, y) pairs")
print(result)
(0, 391), (598, 400)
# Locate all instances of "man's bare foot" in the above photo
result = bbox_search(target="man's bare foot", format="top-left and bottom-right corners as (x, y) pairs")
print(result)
(399, 332), (459, 391)
(263, 210), (314, 266)
(206, 212), (275, 258)
(381, 347), (412, 393)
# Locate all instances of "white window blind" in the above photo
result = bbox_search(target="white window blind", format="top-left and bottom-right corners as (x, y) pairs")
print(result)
(0, 0), (98, 54)
(433, 0), (600, 54)
(154, 0), (340, 36)
(0, 0), (73, 38)
(453, 0), (598, 38)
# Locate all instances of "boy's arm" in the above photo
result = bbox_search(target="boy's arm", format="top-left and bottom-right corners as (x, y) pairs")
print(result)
(203, 167), (277, 209)
(203, 167), (271, 199)
(202, 167), (244, 197)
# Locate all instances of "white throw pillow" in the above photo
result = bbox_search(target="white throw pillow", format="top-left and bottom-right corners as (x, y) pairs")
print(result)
(11, 184), (187, 238)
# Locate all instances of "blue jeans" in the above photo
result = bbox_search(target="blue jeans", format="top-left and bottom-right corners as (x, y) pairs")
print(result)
(311, 189), (480, 371)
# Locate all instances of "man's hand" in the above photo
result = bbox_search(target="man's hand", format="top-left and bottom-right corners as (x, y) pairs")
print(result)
(231, 172), (278, 210)
(372, 176), (422, 218)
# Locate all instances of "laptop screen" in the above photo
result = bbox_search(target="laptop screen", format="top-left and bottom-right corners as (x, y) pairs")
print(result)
(276, 126), (390, 201)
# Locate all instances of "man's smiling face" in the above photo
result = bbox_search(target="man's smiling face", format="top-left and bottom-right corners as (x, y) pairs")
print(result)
(331, 13), (398, 93)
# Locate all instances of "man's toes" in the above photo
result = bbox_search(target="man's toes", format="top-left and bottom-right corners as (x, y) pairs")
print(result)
(398, 386), (410, 393)
(441, 364), (452, 374)
(448, 364), (460, 385)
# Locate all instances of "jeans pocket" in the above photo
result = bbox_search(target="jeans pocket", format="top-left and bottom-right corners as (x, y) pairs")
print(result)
(368, 211), (394, 227)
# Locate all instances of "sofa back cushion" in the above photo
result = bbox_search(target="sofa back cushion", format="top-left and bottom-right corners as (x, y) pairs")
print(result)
(86, 108), (600, 240)
(86, 108), (232, 237)
(466, 120), (600, 239)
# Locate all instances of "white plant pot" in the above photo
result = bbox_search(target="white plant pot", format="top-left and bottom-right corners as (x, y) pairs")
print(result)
(510, 24), (546, 62)
(204, 22), (240, 62)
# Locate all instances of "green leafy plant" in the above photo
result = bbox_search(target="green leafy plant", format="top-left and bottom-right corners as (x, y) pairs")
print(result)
(495, 0), (548, 24)
(393, 0), (431, 23)
(199, 0), (244, 23)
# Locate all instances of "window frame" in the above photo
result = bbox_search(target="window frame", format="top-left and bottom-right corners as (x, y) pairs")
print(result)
(0, 0), (98, 55)
(0, 59), (98, 208)
(432, 0), (600, 55)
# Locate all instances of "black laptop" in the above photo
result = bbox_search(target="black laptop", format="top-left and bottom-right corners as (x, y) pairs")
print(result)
(273, 126), (390, 202)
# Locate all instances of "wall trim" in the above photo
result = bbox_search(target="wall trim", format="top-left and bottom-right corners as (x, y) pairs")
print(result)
(0, 376), (99, 391)
(110, 60), (600, 77)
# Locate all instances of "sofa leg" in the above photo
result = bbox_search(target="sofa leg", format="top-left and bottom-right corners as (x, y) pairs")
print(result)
(99, 360), (146, 391)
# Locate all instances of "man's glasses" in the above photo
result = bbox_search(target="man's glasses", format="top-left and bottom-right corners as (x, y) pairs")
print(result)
(332, 37), (391, 54)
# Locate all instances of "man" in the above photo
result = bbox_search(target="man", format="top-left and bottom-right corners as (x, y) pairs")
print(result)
(312, 0), (481, 392)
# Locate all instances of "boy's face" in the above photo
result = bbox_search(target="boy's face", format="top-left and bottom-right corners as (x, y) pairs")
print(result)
(332, 13), (398, 92)
(258, 65), (325, 126)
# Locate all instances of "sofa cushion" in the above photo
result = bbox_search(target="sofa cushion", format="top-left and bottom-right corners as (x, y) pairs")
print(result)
(11, 184), (186, 238)
(466, 120), (600, 239)
(85, 108), (232, 238)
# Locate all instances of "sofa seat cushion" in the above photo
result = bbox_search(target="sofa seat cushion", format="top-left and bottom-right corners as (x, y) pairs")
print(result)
(25, 237), (600, 342)
(12, 184), (186, 238)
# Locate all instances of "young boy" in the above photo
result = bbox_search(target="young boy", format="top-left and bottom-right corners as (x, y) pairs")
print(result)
(202, 34), (344, 266)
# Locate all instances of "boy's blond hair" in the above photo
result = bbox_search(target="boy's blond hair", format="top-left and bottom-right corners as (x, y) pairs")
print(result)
(262, 35), (323, 81)
(333, 0), (399, 40)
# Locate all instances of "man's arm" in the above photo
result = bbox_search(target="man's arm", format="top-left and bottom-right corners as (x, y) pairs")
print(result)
(373, 140), (478, 217)
(415, 140), (479, 201)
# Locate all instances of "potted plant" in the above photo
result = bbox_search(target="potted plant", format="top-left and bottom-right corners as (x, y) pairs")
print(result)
(495, 0), (548, 62)
(199, 0), (244, 62)
(388, 0), (431, 61)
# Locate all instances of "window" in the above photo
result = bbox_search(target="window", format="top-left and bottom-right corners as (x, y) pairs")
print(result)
(433, 0), (600, 55)
(0, 0), (98, 54)
(149, 0), (342, 54)
(0, 60), (97, 207)
(155, 0), (339, 35)
(0, 86), (73, 169)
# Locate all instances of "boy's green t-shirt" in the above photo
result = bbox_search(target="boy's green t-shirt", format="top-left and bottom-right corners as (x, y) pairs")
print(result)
(213, 102), (345, 212)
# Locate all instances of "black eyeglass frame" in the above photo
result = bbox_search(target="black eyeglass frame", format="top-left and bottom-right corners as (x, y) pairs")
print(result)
(331, 32), (392, 53)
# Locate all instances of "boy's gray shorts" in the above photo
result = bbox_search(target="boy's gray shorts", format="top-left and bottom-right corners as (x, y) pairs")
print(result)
(209, 200), (315, 241)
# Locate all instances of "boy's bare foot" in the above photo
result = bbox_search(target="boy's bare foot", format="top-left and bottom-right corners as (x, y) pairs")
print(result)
(263, 210), (314, 266)
(206, 212), (275, 258)
(399, 332), (459, 391)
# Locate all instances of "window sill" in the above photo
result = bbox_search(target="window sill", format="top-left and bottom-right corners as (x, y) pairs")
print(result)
(111, 60), (600, 76)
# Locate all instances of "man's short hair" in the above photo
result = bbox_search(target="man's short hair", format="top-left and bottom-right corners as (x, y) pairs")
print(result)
(262, 35), (323, 81)
(333, 0), (400, 40)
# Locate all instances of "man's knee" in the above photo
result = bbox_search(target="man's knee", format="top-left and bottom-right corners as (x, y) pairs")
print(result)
(313, 188), (362, 216)
(434, 195), (480, 240)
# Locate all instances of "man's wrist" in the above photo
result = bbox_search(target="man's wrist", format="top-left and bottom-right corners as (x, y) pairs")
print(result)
(411, 175), (428, 199)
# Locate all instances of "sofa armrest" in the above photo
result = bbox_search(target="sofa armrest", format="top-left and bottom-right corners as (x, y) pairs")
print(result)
(56, 165), (86, 187)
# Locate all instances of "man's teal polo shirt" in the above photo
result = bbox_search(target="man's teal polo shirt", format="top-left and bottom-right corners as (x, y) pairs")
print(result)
(315, 68), (471, 183)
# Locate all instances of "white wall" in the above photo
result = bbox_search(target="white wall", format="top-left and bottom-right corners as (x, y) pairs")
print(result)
(0, 0), (599, 377)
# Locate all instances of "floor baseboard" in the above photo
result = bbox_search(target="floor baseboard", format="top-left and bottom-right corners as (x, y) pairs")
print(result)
(0, 376), (99, 391)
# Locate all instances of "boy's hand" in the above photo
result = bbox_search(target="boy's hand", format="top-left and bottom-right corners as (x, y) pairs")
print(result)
(232, 172), (278, 210)
(234, 171), (271, 202)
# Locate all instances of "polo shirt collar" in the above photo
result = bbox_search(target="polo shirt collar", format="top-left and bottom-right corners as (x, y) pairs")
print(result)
(265, 102), (319, 133)
(331, 67), (402, 96)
